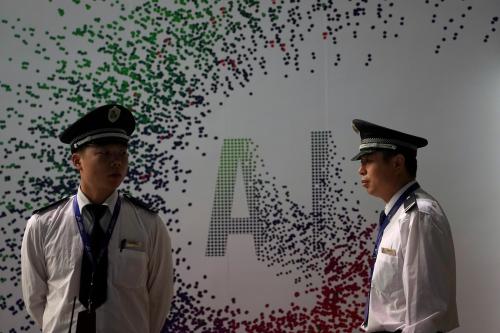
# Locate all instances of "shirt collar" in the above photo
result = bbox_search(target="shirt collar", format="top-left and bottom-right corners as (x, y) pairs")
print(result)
(384, 180), (417, 215)
(77, 187), (118, 214)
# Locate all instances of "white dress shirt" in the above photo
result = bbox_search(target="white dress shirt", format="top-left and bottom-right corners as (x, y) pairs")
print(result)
(21, 188), (173, 333)
(364, 181), (459, 333)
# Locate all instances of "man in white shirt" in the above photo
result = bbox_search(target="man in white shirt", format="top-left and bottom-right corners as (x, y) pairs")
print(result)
(351, 119), (458, 333)
(21, 104), (173, 333)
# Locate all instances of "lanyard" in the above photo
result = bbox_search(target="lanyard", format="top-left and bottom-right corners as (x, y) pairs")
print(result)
(73, 195), (121, 270)
(372, 182), (420, 262)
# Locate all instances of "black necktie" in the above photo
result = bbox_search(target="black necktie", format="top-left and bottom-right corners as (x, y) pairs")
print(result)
(379, 210), (387, 225)
(79, 204), (108, 311)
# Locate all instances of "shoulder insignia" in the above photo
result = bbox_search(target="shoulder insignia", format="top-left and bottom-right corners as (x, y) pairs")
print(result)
(33, 197), (71, 215)
(404, 192), (417, 213)
(123, 194), (157, 214)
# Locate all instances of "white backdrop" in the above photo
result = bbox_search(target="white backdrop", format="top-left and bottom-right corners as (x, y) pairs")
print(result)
(1, 0), (499, 332)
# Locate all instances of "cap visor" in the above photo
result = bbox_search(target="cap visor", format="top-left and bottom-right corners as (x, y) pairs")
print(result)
(351, 149), (377, 161)
(88, 137), (129, 146)
(72, 137), (129, 151)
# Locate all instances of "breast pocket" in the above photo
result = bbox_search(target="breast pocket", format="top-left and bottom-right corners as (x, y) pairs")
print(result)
(46, 235), (81, 280)
(373, 252), (403, 294)
(112, 250), (147, 289)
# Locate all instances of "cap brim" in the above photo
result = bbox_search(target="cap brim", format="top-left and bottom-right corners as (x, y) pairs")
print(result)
(351, 149), (377, 161)
(71, 136), (129, 152)
(89, 137), (129, 146)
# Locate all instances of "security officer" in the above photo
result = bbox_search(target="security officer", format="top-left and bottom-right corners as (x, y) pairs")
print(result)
(352, 119), (459, 333)
(21, 104), (173, 333)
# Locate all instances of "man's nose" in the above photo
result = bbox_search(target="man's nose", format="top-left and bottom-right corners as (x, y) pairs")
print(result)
(111, 159), (121, 167)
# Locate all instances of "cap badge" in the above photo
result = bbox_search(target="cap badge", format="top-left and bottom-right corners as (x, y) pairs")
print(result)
(108, 106), (121, 123)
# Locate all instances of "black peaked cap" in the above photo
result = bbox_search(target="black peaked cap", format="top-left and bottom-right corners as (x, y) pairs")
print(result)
(351, 119), (428, 161)
(59, 104), (135, 151)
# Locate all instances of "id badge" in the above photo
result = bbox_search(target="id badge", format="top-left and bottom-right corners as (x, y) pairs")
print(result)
(76, 310), (96, 333)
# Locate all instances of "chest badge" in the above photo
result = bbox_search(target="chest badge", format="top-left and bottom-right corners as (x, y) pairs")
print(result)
(381, 247), (397, 256)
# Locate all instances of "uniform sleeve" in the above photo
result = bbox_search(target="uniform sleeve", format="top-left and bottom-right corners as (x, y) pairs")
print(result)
(147, 216), (174, 333)
(401, 206), (457, 333)
(21, 215), (48, 328)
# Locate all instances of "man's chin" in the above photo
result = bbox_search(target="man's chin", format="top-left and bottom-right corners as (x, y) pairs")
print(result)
(365, 188), (377, 197)
(102, 178), (124, 191)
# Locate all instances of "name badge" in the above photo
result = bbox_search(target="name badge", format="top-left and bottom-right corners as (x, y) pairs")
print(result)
(381, 247), (397, 256)
(120, 239), (143, 251)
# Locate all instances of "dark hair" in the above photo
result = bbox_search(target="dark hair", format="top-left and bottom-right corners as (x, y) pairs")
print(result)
(381, 149), (417, 178)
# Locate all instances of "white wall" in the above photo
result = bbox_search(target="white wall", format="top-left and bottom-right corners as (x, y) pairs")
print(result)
(1, 0), (499, 331)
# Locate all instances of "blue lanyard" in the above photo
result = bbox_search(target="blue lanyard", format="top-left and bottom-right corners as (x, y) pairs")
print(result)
(372, 182), (420, 262)
(73, 195), (121, 269)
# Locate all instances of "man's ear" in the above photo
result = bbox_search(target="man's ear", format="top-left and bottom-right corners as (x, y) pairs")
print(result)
(71, 152), (82, 171)
(393, 154), (406, 172)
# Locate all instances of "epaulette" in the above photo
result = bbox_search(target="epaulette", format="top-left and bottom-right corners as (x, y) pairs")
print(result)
(33, 197), (71, 215)
(123, 194), (157, 214)
(403, 192), (417, 213)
